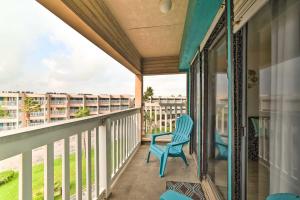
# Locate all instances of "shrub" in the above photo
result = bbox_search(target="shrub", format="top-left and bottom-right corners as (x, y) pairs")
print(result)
(0, 170), (16, 186)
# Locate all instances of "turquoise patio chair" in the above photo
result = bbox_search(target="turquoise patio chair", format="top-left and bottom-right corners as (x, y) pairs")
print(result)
(266, 193), (299, 200)
(215, 132), (228, 160)
(146, 114), (193, 177)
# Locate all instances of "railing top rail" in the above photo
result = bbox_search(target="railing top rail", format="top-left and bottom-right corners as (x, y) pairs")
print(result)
(0, 107), (141, 143)
(0, 107), (141, 161)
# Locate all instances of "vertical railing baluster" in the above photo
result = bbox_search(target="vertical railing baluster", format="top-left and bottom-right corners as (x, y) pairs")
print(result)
(62, 137), (70, 200)
(116, 120), (119, 170)
(170, 106), (173, 132)
(122, 118), (126, 162)
(76, 133), (82, 200)
(44, 143), (54, 200)
(111, 121), (115, 175)
(86, 130), (92, 200)
(119, 118), (123, 166)
(164, 106), (167, 132)
(19, 151), (32, 200)
(160, 106), (162, 132)
(125, 116), (128, 158)
(100, 119), (110, 198)
(95, 127), (100, 198)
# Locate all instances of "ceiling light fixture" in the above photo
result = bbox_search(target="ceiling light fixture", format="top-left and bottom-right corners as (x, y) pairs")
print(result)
(159, 0), (173, 14)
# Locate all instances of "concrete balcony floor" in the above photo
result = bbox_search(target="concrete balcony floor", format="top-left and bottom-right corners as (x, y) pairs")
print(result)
(110, 144), (199, 200)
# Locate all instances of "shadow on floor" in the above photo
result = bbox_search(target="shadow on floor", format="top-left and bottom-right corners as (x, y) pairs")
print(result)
(110, 144), (199, 200)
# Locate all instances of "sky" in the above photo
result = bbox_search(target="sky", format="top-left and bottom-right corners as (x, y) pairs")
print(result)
(0, 1), (186, 96)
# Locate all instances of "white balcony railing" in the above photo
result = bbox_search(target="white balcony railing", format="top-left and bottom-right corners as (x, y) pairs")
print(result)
(0, 107), (141, 199)
(51, 100), (66, 105)
(144, 102), (186, 134)
(0, 101), (17, 106)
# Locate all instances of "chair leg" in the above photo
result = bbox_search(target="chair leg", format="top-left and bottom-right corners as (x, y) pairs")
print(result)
(159, 153), (168, 177)
(146, 151), (151, 163)
(180, 152), (189, 166)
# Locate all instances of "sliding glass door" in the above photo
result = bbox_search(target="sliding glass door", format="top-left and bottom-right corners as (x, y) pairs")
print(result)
(245, 0), (300, 199)
(206, 34), (228, 199)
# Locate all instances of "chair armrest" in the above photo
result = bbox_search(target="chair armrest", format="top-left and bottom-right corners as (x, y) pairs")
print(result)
(167, 139), (190, 147)
(216, 142), (228, 148)
(151, 132), (172, 144)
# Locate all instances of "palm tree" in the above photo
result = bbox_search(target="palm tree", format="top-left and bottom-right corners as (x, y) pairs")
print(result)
(143, 86), (154, 102)
(22, 97), (41, 127)
(0, 106), (8, 118)
(75, 107), (90, 118)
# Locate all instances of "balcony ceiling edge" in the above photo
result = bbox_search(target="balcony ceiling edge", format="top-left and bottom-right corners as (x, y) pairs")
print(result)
(179, 0), (223, 71)
(37, 0), (142, 75)
(142, 56), (182, 76)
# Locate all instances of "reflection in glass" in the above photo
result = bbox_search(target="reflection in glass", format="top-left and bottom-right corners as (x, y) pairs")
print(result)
(207, 34), (228, 199)
(247, 0), (300, 199)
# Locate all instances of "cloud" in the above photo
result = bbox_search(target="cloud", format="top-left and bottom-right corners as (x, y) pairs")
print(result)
(0, 0), (185, 96)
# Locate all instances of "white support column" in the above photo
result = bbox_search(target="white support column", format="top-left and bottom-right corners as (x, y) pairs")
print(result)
(76, 133), (82, 200)
(86, 130), (92, 200)
(62, 137), (70, 200)
(19, 151), (32, 200)
(44, 143), (54, 200)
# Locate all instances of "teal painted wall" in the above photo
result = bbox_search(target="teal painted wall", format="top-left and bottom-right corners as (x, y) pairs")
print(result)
(179, 0), (223, 71)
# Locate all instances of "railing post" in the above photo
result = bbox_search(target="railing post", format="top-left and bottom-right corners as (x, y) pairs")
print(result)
(86, 130), (92, 200)
(76, 133), (82, 200)
(95, 127), (100, 198)
(19, 151), (32, 200)
(160, 106), (162, 131)
(100, 119), (111, 198)
(44, 143), (54, 200)
(62, 137), (70, 200)
(164, 106), (167, 132)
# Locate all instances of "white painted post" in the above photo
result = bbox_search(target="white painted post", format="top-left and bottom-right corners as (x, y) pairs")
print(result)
(95, 127), (100, 197)
(99, 124), (108, 194)
(170, 106), (173, 132)
(160, 106), (162, 132)
(125, 117), (128, 158)
(86, 130), (92, 200)
(44, 143), (54, 200)
(19, 151), (32, 200)
(76, 133), (82, 200)
(62, 137), (70, 200)
(221, 107), (225, 134)
(154, 106), (157, 129)
(164, 106), (167, 132)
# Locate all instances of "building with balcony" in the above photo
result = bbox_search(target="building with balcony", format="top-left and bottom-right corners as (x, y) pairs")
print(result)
(0, 92), (133, 131)
(0, 0), (300, 200)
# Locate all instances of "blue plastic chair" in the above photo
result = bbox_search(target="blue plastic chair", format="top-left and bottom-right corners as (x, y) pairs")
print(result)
(146, 114), (193, 177)
(266, 193), (300, 200)
(215, 132), (228, 160)
(160, 190), (192, 200)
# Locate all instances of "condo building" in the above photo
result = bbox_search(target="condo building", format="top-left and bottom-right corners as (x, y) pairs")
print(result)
(0, 92), (133, 131)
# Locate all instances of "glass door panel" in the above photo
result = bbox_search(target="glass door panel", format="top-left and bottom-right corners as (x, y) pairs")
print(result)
(207, 34), (228, 199)
(246, 0), (300, 199)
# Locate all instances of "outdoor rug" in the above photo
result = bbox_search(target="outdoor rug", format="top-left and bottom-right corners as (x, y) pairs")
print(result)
(166, 181), (206, 200)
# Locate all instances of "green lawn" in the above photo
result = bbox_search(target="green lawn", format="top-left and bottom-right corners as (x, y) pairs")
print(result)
(0, 150), (95, 200)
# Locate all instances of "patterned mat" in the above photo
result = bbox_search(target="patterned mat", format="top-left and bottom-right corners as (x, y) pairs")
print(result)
(166, 181), (206, 200)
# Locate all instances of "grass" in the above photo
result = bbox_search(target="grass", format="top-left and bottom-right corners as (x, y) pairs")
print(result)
(0, 150), (95, 200)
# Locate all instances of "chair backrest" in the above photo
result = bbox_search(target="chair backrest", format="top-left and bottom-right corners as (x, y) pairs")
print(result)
(172, 114), (193, 143)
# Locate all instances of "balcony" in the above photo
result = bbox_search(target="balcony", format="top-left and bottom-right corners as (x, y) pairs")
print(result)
(0, 108), (200, 199)
(51, 100), (67, 106)
(0, 101), (17, 107)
